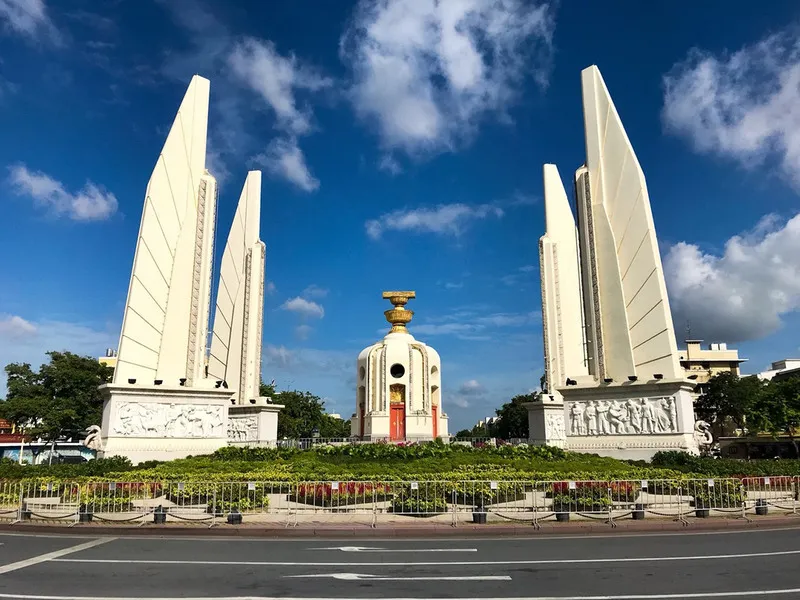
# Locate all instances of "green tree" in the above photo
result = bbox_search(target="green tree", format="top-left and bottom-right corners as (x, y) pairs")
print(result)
(695, 372), (765, 436)
(750, 378), (800, 457)
(0, 351), (113, 446)
(454, 428), (472, 438)
(272, 389), (337, 438)
(493, 392), (537, 439)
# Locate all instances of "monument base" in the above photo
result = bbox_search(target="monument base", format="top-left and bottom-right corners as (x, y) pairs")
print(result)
(228, 399), (284, 446)
(537, 380), (700, 461)
(97, 383), (233, 464)
(351, 411), (449, 441)
(524, 397), (566, 448)
(565, 433), (697, 461)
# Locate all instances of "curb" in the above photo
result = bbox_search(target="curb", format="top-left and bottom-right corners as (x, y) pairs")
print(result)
(1, 515), (799, 538)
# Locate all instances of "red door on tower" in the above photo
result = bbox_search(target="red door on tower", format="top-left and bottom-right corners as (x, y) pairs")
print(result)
(390, 404), (405, 441)
(432, 405), (438, 438)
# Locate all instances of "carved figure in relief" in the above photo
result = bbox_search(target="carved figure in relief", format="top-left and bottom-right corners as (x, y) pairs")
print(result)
(608, 401), (628, 434)
(627, 399), (642, 433)
(584, 401), (598, 435)
(596, 400), (610, 434)
(641, 399), (657, 434)
(546, 413), (565, 440)
(663, 397), (677, 431)
(570, 403), (586, 435)
(694, 420), (713, 447)
(82, 425), (103, 451)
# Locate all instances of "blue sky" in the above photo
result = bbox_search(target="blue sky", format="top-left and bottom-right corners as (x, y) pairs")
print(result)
(1, 0), (799, 431)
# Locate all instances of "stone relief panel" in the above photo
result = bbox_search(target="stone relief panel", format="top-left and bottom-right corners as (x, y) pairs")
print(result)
(545, 412), (566, 441)
(228, 416), (259, 442)
(112, 403), (226, 438)
(567, 397), (678, 436)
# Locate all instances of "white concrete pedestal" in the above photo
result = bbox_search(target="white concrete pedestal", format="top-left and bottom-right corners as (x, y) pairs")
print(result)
(558, 380), (699, 460)
(97, 383), (234, 464)
(524, 397), (566, 448)
(228, 399), (284, 446)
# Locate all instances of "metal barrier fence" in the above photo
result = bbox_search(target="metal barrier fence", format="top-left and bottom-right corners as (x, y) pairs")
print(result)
(0, 477), (797, 527)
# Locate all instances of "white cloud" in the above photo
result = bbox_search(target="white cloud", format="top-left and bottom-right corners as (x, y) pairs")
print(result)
(280, 297), (325, 319)
(412, 310), (538, 340)
(0, 314), (117, 395)
(452, 379), (486, 408)
(294, 324), (313, 340)
(229, 37), (332, 136)
(663, 30), (800, 188)
(265, 280), (277, 295)
(378, 154), (402, 175)
(366, 203), (503, 239)
(0, 314), (36, 338)
(254, 137), (319, 192)
(263, 344), (349, 373)
(340, 0), (554, 155)
(8, 164), (118, 221)
(0, 0), (59, 41)
(458, 379), (485, 395)
(443, 282), (464, 290)
(302, 284), (328, 299)
(664, 213), (800, 343)
(501, 264), (537, 286)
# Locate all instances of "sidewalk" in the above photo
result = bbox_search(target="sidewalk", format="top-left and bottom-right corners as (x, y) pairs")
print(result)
(1, 514), (798, 538)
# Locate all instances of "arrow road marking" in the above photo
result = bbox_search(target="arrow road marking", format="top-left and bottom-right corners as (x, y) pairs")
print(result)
(286, 572), (510, 581)
(313, 546), (477, 553)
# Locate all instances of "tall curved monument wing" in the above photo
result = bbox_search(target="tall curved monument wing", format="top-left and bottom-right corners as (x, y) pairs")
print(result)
(577, 65), (682, 381)
(532, 65), (696, 460)
(113, 75), (217, 386)
(540, 164), (588, 394)
(208, 171), (265, 404)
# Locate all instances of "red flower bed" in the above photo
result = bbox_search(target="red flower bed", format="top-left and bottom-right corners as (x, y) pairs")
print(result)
(292, 482), (392, 506)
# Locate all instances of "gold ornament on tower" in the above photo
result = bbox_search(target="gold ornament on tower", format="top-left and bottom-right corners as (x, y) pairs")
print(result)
(382, 290), (415, 334)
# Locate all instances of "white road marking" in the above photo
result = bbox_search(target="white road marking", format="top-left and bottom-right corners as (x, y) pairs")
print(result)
(286, 572), (510, 581)
(0, 538), (115, 575)
(313, 546), (477, 553)
(51, 546), (800, 566)
(1, 590), (800, 599)
(5, 523), (795, 543)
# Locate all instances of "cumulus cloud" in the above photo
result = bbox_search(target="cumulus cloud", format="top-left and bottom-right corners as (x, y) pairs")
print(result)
(366, 203), (503, 239)
(254, 137), (319, 192)
(0, 0), (59, 42)
(664, 213), (800, 343)
(302, 284), (329, 299)
(280, 297), (325, 319)
(451, 379), (486, 408)
(229, 37), (332, 136)
(663, 29), (800, 188)
(340, 0), (554, 155)
(0, 314), (116, 395)
(8, 164), (118, 221)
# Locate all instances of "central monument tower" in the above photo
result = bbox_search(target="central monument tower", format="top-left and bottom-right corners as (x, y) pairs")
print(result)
(351, 292), (448, 441)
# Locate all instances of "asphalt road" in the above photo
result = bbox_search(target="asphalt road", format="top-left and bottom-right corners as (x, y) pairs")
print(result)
(1, 527), (800, 599)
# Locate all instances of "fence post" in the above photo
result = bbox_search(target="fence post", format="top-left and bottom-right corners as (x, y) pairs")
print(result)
(451, 489), (457, 528)
(607, 483), (615, 527)
(73, 483), (80, 527)
(677, 483), (688, 526)
(209, 487), (217, 529)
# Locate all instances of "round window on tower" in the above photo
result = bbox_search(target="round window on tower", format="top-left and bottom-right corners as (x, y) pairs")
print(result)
(390, 363), (405, 378)
(359, 366), (366, 380)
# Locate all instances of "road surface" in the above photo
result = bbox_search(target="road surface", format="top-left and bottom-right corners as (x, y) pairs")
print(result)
(1, 527), (800, 598)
